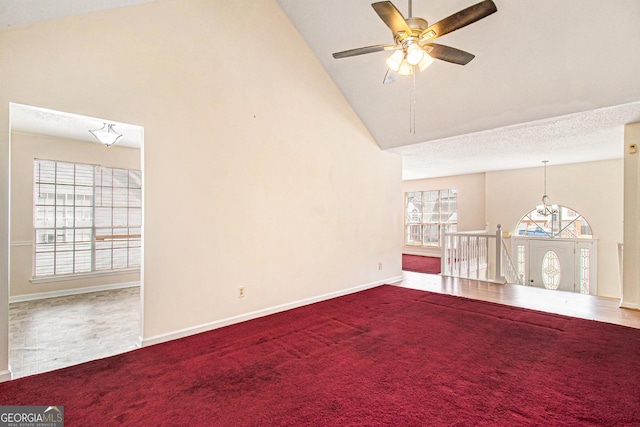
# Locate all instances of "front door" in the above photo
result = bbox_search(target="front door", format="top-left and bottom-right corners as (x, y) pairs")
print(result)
(511, 238), (598, 295)
(529, 240), (575, 292)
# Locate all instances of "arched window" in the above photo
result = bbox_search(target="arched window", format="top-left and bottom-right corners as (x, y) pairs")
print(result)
(515, 205), (593, 239)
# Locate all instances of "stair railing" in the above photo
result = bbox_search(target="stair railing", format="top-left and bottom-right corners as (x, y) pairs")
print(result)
(441, 224), (518, 284)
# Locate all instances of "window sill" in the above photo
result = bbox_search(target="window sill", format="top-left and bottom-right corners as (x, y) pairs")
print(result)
(30, 268), (140, 284)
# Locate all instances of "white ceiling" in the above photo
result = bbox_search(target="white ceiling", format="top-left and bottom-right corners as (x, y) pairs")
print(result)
(3, 1), (640, 179)
(277, 0), (640, 179)
(10, 103), (143, 149)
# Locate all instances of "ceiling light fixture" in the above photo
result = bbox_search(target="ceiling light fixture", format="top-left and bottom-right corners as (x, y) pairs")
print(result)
(385, 50), (405, 72)
(536, 160), (558, 216)
(89, 123), (123, 147)
(418, 52), (434, 71)
(397, 58), (414, 76)
(405, 43), (424, 65)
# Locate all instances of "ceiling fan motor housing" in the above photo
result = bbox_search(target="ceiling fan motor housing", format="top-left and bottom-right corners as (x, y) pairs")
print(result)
(406, 17), (428, 32)
(395, 17), (428, 45)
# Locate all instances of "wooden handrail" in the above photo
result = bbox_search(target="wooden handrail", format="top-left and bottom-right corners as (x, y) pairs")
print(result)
(95, 234), (141, 241)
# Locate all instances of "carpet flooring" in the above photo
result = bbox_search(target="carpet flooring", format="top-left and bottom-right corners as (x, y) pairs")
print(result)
(1, 285), (639, 426)
(402, 254), (441, 274)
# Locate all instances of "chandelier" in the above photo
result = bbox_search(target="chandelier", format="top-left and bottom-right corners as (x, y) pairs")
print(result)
(536, 160), (558, 216)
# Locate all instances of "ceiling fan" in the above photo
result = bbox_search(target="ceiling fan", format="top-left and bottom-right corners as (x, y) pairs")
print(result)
(332, 0), (497, 84)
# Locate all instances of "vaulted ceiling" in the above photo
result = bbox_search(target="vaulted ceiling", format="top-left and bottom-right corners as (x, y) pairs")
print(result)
(277, 0), (640, 178)
(4, 0), (640, 179)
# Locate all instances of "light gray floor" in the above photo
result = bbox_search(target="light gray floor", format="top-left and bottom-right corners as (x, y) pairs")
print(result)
(9, 286), (140, 379)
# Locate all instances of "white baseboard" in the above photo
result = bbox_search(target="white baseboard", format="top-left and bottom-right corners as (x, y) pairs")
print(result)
(619, 300), (639, 310)
(141, 276), (403, 348)
(9, 281), (140, 303)
(0, 369), (12, 383)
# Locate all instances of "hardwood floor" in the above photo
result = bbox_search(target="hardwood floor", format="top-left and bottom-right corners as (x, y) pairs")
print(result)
(395, 271), (640, 329)
(9, 287), (140, 379)
(8, 273), (640, 379)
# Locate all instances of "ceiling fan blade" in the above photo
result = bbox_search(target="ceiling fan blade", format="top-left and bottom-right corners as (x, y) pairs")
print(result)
(332, 44), (399, 59)
(372, 1), (412, 39)
(383, 69), (399, 84)
(419, 0), (497, 42)
(425, 43), (475, 65)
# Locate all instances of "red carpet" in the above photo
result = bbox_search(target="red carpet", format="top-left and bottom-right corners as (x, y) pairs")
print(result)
(402, 254), (441, 274)
(2, 285), (640, 426)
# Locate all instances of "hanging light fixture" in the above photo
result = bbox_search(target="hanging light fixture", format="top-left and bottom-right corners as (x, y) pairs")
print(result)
(385, 1), (434, 78)
(405, 42), (424, 65)
(418, 52), (434, 71)
(89, 123), (123, 147)
(385, 50), (405, 72)
(385, 41), (432, 75)
(536, 160), (559, 216)
(397, 59), (414, 76)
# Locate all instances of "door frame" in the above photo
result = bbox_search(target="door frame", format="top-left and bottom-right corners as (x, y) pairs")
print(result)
(511, 237), (598, 295)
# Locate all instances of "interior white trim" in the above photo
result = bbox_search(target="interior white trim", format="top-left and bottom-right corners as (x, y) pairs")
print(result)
(0, 370), (12, 383)
(29, 268), (140, 284)
(620, 301), (639, 310)
(10, 241), (32, 247)
(141, 276), (403, 348)
(9, 281), (140, 303)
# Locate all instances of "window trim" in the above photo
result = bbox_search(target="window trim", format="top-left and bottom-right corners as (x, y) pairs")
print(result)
(515, 204), (593, 239)
(33, 159), (142, 279)
(404, 189), (458, 247)
(29, 267), (140, 284)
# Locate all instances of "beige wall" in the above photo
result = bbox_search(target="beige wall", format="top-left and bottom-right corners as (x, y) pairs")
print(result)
(0, 0), (402, 375)
(486, 159), (623, 298)
(402, 160), (623, 298)
(402, 173), (486, 257)
(623, 122), (640, 308)
(10, 132), (141, 298)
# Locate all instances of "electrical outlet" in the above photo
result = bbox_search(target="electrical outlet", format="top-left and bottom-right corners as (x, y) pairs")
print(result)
(238, 287), (245, 298)
(378, 261), (383, 270)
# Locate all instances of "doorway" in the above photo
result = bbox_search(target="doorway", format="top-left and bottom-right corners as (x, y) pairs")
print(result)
(512, 237), (598, 295)
(8, 103), (144, 378)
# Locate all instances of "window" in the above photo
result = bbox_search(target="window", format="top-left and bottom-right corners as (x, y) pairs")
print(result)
(579, 248), (590, 294)
(515, 205), (593, 239)
(405, 189), (457, 247)
(516, 244), (526, 285)
(33, 159), (141, 278)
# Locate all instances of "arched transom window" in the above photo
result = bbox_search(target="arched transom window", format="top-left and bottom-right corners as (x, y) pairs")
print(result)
(516, 205), (593, 239)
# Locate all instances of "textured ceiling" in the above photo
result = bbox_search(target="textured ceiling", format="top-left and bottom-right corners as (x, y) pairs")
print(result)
(393, 102), (640, 179)
(3, 1), (640, 179)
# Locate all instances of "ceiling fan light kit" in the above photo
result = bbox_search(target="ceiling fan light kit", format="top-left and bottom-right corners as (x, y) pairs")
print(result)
(417, 53), (434, 71)
(386, 50), (405, 71)
(405, 43), (424, 65)
(332, 0), (498, 82)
